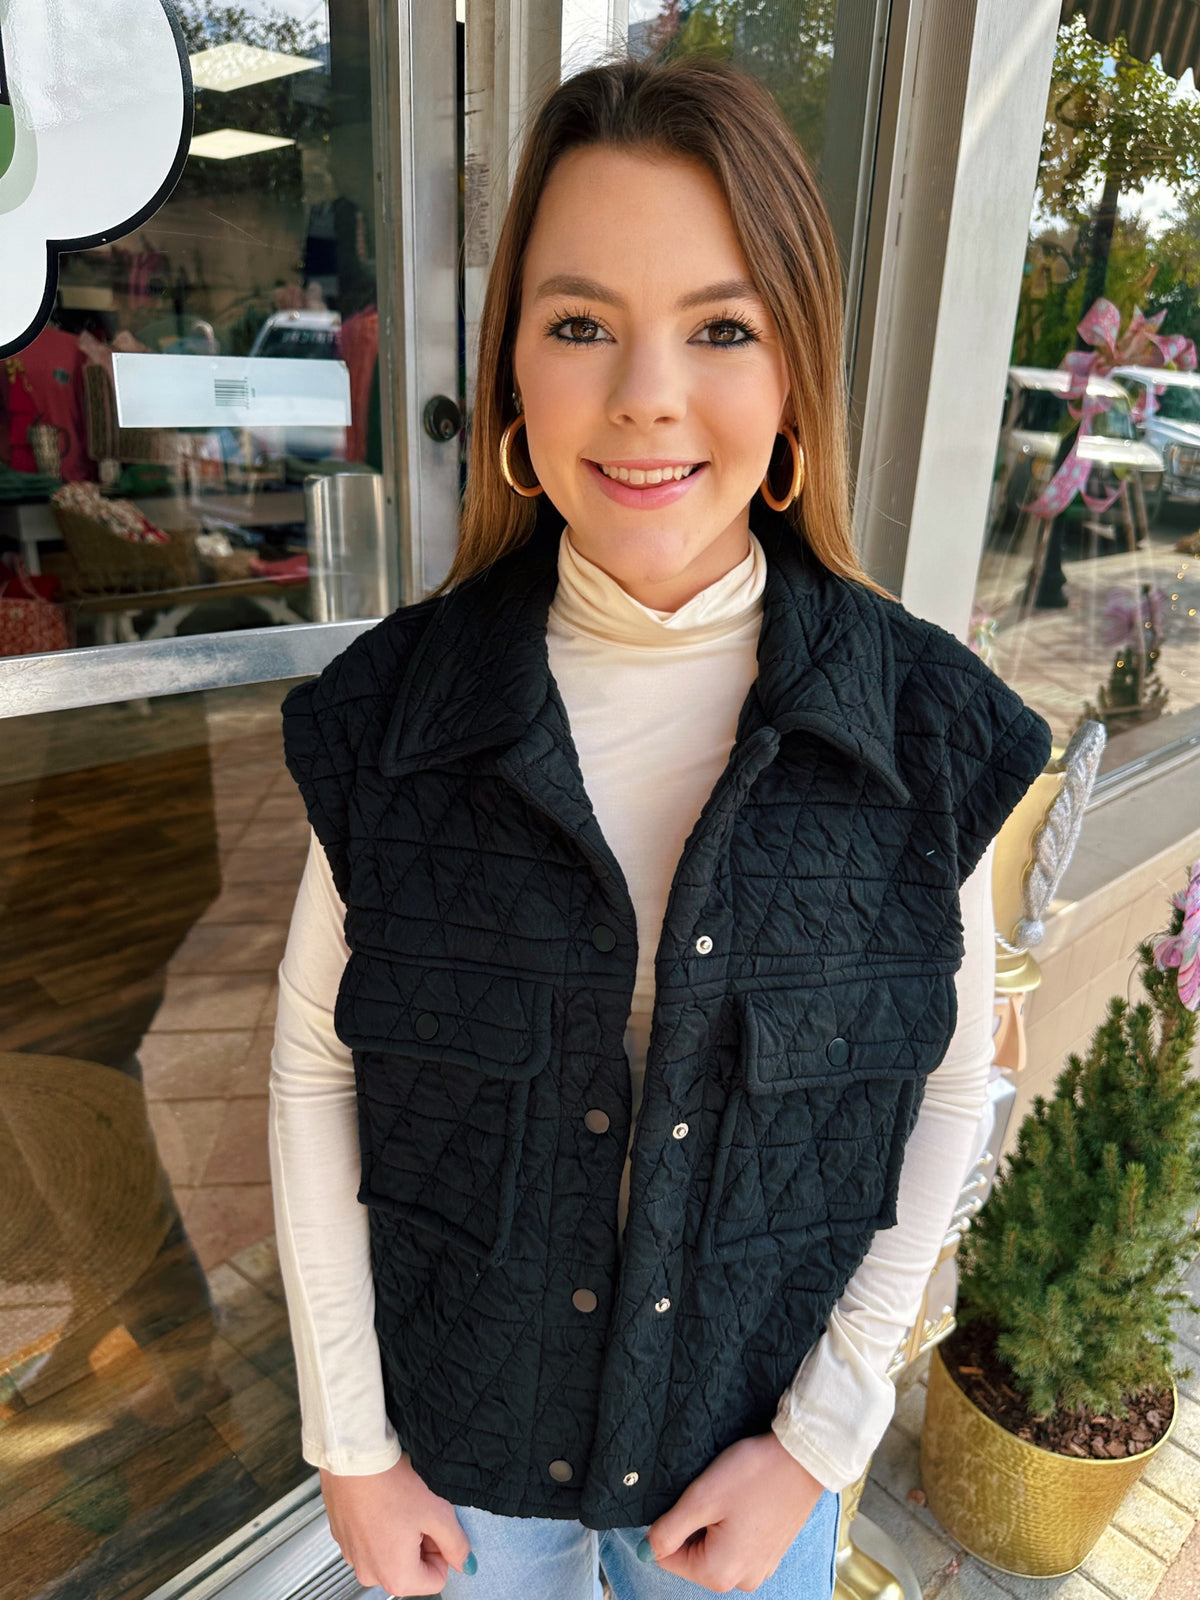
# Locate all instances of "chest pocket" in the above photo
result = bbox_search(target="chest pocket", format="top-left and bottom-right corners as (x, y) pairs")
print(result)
(697, 971), (957, 1265)
(335, 955), (552, 1267)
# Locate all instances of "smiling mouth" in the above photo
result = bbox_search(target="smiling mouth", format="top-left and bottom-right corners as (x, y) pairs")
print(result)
(593, 462), (703, 485)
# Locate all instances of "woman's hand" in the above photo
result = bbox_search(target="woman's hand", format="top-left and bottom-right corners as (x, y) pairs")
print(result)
(320, 1455), (475, 1595)
(643, 1432), (827, 1593)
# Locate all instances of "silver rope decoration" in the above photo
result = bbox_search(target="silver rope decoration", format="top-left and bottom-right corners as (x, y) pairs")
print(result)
(1004, 719), (1106, 953)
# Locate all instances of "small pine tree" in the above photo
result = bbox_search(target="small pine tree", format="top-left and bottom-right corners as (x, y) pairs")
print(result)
(955, 883), (1200, 1421)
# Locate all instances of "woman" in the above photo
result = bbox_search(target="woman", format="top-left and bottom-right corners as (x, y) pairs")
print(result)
(270, 54), (1051, 1600)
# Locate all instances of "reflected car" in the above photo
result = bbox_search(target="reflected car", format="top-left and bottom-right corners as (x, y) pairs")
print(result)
(247, 309), (347, 464)
(248, 308), (342, 360)
(997, 367), (1164, 530)
(1110, 365), (1200, 518)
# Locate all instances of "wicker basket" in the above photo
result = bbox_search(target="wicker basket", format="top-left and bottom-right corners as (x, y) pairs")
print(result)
(202, 548), (257, 583)
(53, 507), (197, 596)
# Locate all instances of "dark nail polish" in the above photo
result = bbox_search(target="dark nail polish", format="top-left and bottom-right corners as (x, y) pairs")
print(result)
(636, 1537), (655, 1564)
(463, 1551), (478, 1576)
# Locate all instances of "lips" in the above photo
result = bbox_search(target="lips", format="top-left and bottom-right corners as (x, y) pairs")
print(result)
(585, 458), (708, 509)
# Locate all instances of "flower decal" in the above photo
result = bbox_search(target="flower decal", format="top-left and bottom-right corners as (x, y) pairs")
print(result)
(0, 0), (193, 357)
(1152, 861), (1200, 1012)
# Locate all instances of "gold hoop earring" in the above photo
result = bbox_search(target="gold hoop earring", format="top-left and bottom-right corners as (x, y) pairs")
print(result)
(499, 414), (543, 498)
(760, 427), (805, 512)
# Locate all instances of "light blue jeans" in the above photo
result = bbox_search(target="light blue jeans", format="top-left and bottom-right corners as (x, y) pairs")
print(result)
(437, 1488), (841, 1600)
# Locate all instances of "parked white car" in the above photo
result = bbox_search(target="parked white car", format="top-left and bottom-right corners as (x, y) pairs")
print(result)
(247, 309), (347, 464)
(996, 367), (1164, 531)
(1110, 365), (1200, 518)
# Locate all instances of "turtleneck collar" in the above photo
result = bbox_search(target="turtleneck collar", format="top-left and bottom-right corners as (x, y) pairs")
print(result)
(550, 528), (766, 648)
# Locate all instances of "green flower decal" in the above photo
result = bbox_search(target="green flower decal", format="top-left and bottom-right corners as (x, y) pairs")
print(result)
(0, 25), (12, 183)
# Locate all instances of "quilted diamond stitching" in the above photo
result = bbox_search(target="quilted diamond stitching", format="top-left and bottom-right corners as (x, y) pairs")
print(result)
(280, 518), (1053, 1525)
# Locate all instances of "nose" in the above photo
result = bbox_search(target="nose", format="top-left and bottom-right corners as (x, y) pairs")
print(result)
(605, 334), (687, 431)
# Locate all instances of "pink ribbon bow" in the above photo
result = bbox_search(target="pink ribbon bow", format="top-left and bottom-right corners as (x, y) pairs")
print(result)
(1152, 861), (1200, 1012)
(1028, 299), (1197, 520)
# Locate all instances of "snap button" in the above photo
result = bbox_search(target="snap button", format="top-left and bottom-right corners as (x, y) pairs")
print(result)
(548, 1459), (574, 1483)
(592, 923), (617, 953)
(671, 1122), (689, 1140)
(584, 1108), (611, 1135)
(694, 935), (713, 955)
(826, 1036), (850, 1067)
(572, 1288), (598, 1314)
(414, 1013), (439, 1041)
(654, 1297), (671, 1314)
(622, 1471), (639, 1487)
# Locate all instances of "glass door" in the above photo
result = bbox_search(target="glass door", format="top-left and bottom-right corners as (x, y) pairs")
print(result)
(0, 3), (459, 1596)
(0, 3), (893, 1596)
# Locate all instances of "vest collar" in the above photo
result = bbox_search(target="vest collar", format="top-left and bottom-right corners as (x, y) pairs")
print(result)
(380, 507), (911, 805)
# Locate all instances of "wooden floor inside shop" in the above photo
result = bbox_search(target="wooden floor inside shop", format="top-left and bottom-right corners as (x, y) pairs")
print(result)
(0, 684), (312, 1600)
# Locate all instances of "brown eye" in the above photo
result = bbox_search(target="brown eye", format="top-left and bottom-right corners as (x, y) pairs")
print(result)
(703, 319), (753, 346)
(550, 316), (607, 345)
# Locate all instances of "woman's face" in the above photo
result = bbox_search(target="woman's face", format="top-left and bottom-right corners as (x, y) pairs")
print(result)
(512, 146), (790, 611)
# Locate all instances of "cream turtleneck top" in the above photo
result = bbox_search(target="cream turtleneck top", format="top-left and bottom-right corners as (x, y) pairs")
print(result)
(548, 529), (768, 1147)
(269, 529), (997, 1495)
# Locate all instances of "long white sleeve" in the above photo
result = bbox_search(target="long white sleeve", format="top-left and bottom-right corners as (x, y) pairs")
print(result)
(268, 830), (402, 1474)
(771, 843), (998, 1491)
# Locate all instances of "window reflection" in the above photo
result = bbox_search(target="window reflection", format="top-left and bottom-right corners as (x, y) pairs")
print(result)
(0, 683), (310, 1599)
(0, 0), (389, 659)
(973, 16), (1200, 773)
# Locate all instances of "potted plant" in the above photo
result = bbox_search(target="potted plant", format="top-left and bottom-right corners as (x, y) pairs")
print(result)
(920, 863), (1200, 1577)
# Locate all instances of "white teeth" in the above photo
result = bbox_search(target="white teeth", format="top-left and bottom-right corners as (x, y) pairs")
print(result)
(597, 463), (697, 484)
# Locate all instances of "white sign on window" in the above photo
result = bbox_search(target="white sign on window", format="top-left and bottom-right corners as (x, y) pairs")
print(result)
(112, 353), (352, 429)
(0, 0), (192, 357)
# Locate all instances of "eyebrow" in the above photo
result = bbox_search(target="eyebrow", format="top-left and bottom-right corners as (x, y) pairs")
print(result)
(531, 273), (760, 310)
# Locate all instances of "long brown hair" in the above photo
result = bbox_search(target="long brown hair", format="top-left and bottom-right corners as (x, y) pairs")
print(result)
(443, 52), (890, 599)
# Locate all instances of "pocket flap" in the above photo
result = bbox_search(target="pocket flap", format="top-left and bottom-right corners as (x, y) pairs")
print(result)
(742, 971), (957, 1093)
(336, 956), (552, 1080)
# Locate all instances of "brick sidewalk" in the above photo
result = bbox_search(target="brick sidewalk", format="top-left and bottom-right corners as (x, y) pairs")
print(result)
(863, 1251), (1200, 1600)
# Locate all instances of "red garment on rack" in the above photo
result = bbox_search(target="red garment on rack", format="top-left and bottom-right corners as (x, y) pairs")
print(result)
(337, 308), (379, 464)
(1, 327), (93, 482)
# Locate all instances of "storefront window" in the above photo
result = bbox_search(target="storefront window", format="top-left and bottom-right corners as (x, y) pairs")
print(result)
(972, 14), (1200, 775)
(0, 681), (310, 1597)
(0, 0), (393, 659)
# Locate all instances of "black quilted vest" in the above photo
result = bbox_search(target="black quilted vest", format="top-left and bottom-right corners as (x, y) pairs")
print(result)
(281, 510), (1051, 1528)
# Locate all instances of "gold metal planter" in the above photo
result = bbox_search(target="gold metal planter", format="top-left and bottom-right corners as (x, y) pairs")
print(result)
(920, 1343), (1177, 1578)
